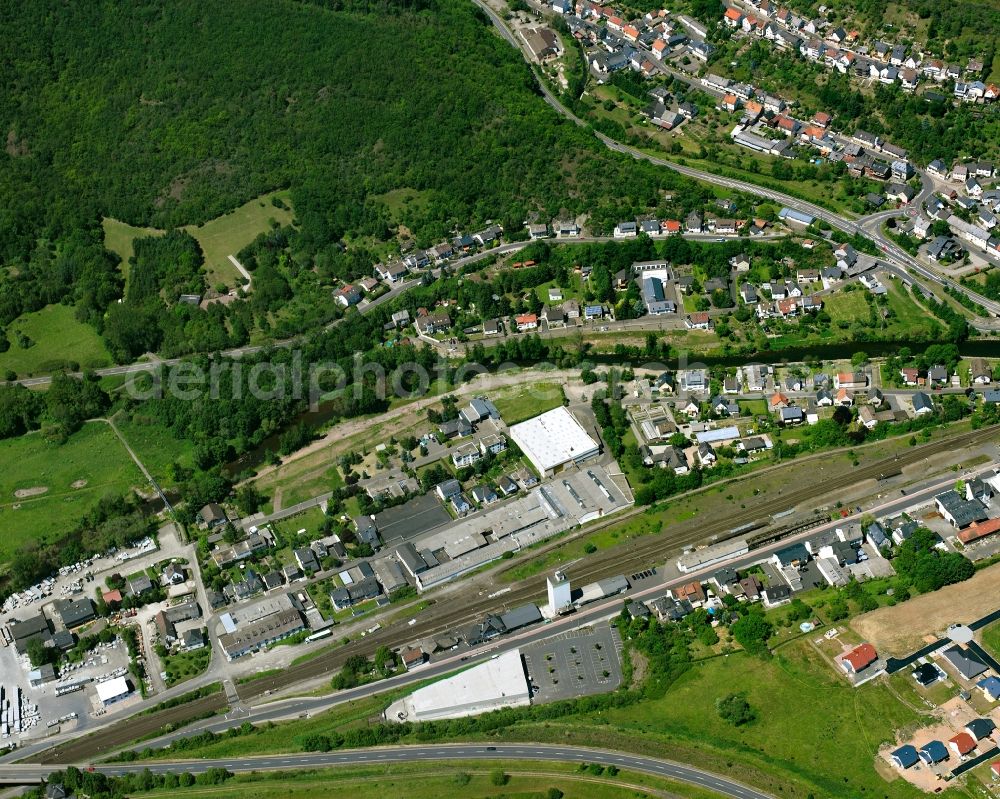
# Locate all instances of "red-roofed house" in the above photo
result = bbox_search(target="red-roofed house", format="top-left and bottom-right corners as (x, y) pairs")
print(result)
(724, 7), (743, 26)
(623, 24), (640, 40)
(842, 643), (877, 673)
(686, 312), (712, 330)
(776, 298), (799, 317)
(949, 732), (977, 757)
(991, 761), (1000, 779)
(769, 392), (789, 410)
(813, 111), (831, 127)
(102, 589), (123, 608)
(958, 517), (1000, 545)
(662, 219), (681, 235)
(652, 39), (667, 58)
(673, 581), (706, 605)
(516, 313), (538, 331)
(722, 94), (740, 112)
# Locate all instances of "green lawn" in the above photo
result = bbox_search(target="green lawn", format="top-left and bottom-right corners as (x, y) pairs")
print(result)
(184, 190), (295, 289)
(0, 304), (114, 377)
(554, 641), (925, 799)
(104, 190), (295, 292)
(272, 506), (329, 544)
(824, 290), (870, 325)
(162, 646), (211, 688)
(102, 218), (165, 285)
(112, 415), (196, 490)
(490, 381), (565, 425)
(738, 399), (767, 416)
(0, 422), (144, 564)
(885, 281), (933, 330)
(981, 620), (1000, 661)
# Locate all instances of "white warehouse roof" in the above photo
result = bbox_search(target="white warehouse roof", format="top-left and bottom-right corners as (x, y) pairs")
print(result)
(389, 649), (530, 721)
(96, 676), (131, 704)
(509, 407), (600, 475)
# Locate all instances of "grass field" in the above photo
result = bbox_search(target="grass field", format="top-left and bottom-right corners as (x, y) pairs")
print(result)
(184, 190), (294, 288)
(131, 637), (937, 798)
(0, 422), (144, 563)
(125, 762), (719, 799)
(490, 381), (565, 425)
(162, 646), (211, 688)
(0, 304), (114, 377)
(112, 415), (196, 490)
(103, 190), (295, 291)
(981, 620), (1000, 661)
(544, 640), (926, 799)
(102, 218), (165, 285)
(824, 290), (870, 325)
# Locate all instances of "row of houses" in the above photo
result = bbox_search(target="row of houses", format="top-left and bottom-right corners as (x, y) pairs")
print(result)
(724, 0), (997, 102)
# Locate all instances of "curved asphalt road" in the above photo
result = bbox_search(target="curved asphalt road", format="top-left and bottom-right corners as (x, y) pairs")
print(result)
(0, 743), (773, 798)
(472, 0), (1000, 326)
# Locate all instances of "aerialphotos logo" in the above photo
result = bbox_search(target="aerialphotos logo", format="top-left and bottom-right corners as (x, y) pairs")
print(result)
(120, 349), (725, 410)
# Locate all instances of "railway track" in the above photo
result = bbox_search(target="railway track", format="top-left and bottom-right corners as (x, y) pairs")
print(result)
(32, 424), (1000, 764)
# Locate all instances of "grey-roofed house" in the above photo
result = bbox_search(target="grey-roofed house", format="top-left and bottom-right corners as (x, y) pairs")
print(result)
(127, 574), (154, 596)
(773, 542), (810, 568)
(56, 598), (96, 630)
(966, 718), (996, 741)
(934, 490), (987, 528)
(499, 603), (543, 632)
(865, 522), (890, 551)
(779, 407), (804, 425)
(941, 645), (988, 680)
(396, 542), (431, 577)
(354, 516), (381, 549)
(912, 391), (934, 415)
(294, 547), (320, 574)
(435, 479), (462, 501)
(470, 484), (498, 505)
(262, 571), (284, 591)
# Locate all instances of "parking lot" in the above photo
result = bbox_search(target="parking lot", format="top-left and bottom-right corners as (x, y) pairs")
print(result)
(521, 623), (623, 704)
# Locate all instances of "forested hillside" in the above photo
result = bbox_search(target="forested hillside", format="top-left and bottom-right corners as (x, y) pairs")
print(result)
(0, 0), (702, 355)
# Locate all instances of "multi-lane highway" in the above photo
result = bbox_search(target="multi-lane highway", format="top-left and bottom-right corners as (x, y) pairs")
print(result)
(0, 743), (773, 798)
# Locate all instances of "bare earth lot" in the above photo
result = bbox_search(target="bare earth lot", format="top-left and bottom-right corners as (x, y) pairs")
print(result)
(851, 562), (1000, 655)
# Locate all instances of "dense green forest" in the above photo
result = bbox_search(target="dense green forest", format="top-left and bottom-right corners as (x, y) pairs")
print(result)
(0, 0), (705, 362)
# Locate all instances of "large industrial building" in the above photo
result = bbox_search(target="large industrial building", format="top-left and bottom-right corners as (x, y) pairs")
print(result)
(508, 407), (600, 477)
(385, 649), (531, 722)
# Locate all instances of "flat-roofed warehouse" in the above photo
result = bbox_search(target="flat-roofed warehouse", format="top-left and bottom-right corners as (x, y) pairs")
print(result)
(385, 649), (530, 722)
(676, 538), (749, 573)
(509, 407), (600, 477)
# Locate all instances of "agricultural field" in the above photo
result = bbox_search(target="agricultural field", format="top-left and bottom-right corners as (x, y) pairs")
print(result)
(852, 561), (1000, 654)
(0, 304), (114, 377)
(0, 422), (144, 564)
(548, 640), (925, 799)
